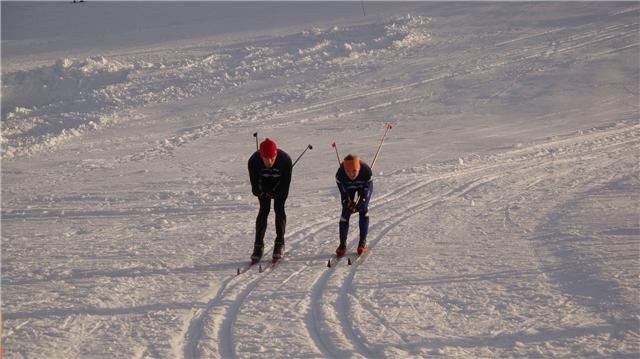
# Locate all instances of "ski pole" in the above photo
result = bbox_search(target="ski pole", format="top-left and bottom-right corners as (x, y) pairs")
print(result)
(331, 142), (341, 166)
(370, 123), (393, 170)
(292, 144), (313, 168)
(253, 132), (259, 151)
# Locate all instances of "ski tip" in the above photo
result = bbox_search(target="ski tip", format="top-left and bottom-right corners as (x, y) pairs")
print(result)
(259, 264), (263, 273)
(327, 259), (332, 268)
(237, 267), (241, 275)
(348, 257), (352, 265)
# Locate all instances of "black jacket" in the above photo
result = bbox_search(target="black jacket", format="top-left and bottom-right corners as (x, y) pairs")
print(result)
(248, 149), (293, 199)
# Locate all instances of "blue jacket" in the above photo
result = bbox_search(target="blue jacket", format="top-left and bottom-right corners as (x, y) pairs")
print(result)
(336, 161), (373, 207)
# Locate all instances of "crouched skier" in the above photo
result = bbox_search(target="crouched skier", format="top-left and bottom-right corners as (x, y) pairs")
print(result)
(248, 138), (292, 262)
(335, 154), (373, 257)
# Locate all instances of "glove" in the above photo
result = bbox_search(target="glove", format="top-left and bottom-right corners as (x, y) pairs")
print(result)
(346, 199), (359, 213)
(349, 202), (359, 213)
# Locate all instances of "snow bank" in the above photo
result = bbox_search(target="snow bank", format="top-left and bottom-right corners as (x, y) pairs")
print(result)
(2, 56), (131, 112)
(2, 57), (132, 158)
(2, 14), (432, 160)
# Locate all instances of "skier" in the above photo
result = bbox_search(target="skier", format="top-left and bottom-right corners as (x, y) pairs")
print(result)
(248, 138), (292, 262)
(335, 154), (373, 257)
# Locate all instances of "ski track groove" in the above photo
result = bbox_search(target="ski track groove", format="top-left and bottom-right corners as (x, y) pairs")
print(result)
(318, 123), (638, 357)
(179, 214), (338, 358)
(303, 167), (503, 356)
(218, 279), (263, 359)
(3, 5), (638, 358)
(336, 175), (502, 357)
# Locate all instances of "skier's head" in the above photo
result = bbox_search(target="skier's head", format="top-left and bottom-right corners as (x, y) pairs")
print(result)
(343, 154), (361, 180)
(260, 138), (278, 168)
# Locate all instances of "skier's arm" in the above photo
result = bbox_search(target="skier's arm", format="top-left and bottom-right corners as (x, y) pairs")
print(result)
(248, 156), (261, 197)
(276, 155), (293, 199)
(336, 168), (351, 206)
(358, 180), (373, 210)
(357, 165), (373, 209)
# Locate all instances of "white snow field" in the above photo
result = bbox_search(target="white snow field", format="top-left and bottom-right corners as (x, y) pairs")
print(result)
(2, 1), (639, 358)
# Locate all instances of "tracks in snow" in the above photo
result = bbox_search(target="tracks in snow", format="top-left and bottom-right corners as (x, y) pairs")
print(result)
(310, 125), (640, 357)
(112, 9), (637, 165)
(176, 122), (638, 358)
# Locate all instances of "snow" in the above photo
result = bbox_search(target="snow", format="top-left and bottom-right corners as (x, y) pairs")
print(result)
(2, 2), (639, 358)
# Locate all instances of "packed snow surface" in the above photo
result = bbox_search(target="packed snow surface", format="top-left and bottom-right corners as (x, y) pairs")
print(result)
(2, 2), (639, 358)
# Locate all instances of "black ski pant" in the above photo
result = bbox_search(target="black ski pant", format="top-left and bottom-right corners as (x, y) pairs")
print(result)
(255, 196), (286, 247)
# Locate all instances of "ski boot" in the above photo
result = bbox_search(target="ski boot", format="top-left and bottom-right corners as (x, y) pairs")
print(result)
(336, 241), (347, 257)
(251, 244), (264, 264)
(273, 241), (285, 260)
(357, 239), (368, 255)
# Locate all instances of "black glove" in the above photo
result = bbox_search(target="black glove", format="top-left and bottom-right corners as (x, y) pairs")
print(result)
(343, 198), (358, 213)
(259, 192), (275, 200)
(349, 200), (360, 213)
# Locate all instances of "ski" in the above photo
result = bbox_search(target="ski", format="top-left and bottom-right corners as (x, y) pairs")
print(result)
(327, 247), (370, 267)
(348, 248), (370, 266)
(270, 257), (282, 269)
(259, 251), (287, 272)
(259, 258), (280, 272)
(347, 254), (361, 266)
(327, 253), (346, 268)
(236, 259), (260, 275)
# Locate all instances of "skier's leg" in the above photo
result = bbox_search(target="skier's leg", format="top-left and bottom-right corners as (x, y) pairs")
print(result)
(358, 208), (369, 242)
(274, 196), (287, 244)
(270, 196), (286, 259)
(255, 196), (271, 247)
(339, 190), (357, 243)
(339, 206), (352, 244)
(357, 200), (369, 254)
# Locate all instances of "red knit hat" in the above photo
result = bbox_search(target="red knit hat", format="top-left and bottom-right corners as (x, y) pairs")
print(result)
(259, 138), (278, 158)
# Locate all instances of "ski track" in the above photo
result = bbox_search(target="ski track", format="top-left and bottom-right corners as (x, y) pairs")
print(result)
(179, 216), (337, 357)
(3, 3), (639, 358)
(332, 175), (503, 357)
(304, 123), (639, 357)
